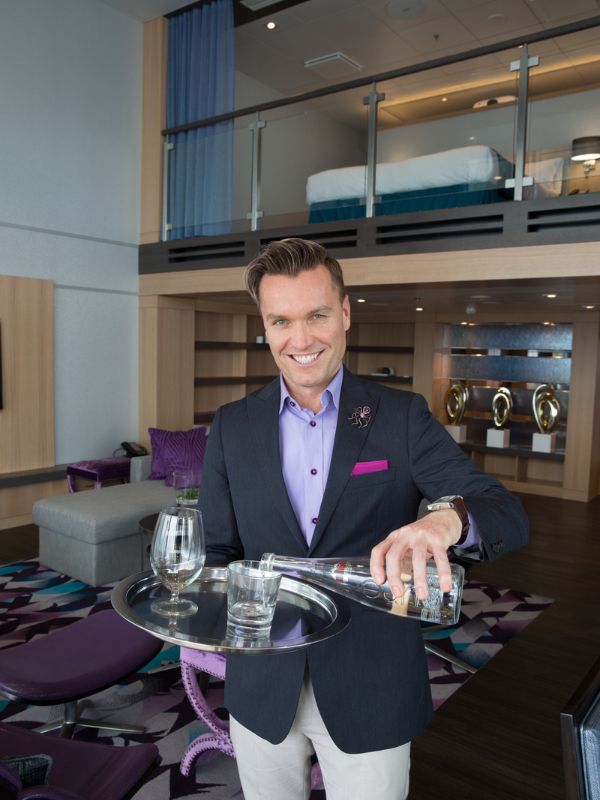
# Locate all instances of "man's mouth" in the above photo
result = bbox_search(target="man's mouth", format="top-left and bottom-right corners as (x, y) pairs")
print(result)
(289, 352), (321, 365)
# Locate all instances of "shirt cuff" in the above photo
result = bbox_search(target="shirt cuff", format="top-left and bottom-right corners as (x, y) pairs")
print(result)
(455, 512), (481, 550)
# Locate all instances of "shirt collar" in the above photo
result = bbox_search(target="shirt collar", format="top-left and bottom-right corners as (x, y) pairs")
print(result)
(279, 366), (344, 415)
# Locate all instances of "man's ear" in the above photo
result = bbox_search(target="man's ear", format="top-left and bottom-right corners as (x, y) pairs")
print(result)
(342, 295), (351, 331)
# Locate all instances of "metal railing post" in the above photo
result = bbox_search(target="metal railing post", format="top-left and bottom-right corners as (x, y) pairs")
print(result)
(247, 117), (266, 231)
(161, 136), (174, 241)
(363, 84), (385, 218)
(506, 44), (538, 201)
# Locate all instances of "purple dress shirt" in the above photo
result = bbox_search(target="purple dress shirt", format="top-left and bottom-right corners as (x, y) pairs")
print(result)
(278, 367), (480, 550)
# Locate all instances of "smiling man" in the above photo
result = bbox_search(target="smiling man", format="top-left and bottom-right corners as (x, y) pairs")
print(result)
(200, 238), (528, 800)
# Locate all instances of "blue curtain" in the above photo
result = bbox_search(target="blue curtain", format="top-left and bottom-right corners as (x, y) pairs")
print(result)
(167, 0), (235, 239)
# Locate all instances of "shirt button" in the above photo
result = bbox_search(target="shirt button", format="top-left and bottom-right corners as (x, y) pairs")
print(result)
(311, 517), (318, 524)
(289, 401), (296, 407)
(310, 468), (317, 475)
(310, 420), (317, 427)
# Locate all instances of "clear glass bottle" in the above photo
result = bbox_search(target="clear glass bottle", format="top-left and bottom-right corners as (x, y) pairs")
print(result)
(260, 553), (465, 625)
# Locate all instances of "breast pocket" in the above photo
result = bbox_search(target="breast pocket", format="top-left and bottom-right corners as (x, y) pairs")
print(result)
(348, 467), (397, 489)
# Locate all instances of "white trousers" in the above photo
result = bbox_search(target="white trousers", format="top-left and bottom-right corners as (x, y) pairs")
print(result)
(230, 672), (410, 800)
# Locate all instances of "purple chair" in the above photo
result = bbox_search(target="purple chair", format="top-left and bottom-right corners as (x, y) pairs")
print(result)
(0, 721), (158, 799)
(0, 610), (162, 738)
(179, 647), (324, 789)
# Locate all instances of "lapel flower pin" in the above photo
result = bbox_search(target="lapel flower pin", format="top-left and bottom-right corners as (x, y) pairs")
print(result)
(348, 405), (371, 428)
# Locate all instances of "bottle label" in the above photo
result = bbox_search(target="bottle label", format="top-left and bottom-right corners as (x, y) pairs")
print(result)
(333, 561), (351, 583)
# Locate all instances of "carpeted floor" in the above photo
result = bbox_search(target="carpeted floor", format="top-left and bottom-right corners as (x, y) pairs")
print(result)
(0, 560), (553, 799)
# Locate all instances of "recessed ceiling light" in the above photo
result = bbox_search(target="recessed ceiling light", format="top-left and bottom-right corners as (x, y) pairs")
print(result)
(460, 321), (469, 326)
(543, 321), (553, 326)
(266, 20), (277, 30)
(543, 293), (558, 299)
(584, 304), (596, 310)
(356, 298), (366, 303)
(441, 96), (448, 102)
(415, 306), (424, 312)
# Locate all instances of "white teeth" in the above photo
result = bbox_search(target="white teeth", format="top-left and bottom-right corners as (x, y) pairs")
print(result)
(292, 353), (319, 365)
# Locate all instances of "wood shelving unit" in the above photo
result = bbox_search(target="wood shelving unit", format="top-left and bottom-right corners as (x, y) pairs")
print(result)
(430, 317), (600, 501)
(193, 313), (417, 424)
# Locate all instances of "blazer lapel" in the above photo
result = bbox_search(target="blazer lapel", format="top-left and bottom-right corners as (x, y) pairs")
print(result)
(246, 380), (308, 551)
(308, 371), (379, 554)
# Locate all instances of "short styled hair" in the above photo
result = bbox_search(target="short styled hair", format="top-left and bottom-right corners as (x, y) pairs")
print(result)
(245, 238), (346, 306)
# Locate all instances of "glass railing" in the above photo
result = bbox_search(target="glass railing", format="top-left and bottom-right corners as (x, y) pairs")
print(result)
(260, 85), (369, 229)
(161, 21), (600, 240)
(527, 46), (600, 199)
(374, 51), (519, 218)
(165, 114), (254, 239)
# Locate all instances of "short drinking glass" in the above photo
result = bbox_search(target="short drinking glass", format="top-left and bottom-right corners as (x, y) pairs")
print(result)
(227, 560), (282, 633)
(172, 469), (201, 507)
(150, 506), (205, 618)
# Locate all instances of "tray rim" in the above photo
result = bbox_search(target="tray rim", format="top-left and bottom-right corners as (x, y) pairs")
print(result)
(111, 566), (350, 655)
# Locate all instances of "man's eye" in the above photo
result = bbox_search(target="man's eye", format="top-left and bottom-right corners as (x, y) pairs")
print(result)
(273, 319), (286, 326)
(313, 313), (326, 320)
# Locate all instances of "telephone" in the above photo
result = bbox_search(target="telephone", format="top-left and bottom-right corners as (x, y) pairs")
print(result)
(121, 441), (148, 458)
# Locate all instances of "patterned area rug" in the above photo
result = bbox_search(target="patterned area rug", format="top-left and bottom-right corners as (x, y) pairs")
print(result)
(0, 560), (553, 799)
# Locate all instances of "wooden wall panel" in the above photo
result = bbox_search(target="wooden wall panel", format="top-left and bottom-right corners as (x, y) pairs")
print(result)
(0, 276), (54, 473)
(0, 481), (66, 530)
(140, 17), (168, 245)
(139, 295), (196, 446)
(563, 318), (600, 500)
(140, 243), (600, 297)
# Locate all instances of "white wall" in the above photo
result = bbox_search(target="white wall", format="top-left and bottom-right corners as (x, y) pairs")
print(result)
(378, 87), (600, 164)
(0, 0), (143, 463)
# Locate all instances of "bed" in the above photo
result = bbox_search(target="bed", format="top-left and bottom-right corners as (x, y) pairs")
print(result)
(306, 145), (515, 223)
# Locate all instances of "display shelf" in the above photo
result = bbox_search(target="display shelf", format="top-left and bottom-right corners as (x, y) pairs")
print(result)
(194, 412), (215, 424)
(359, 374), (412, 384)
(195, 340), (269, 351)
(459, 441), (565, 462)
(346, 345), (414, 354)
(194, 375), (276, 386)
(195, 341), (415, 354)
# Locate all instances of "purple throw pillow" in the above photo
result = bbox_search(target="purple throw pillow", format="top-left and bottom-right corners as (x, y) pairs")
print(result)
(148, 427), (208, 485)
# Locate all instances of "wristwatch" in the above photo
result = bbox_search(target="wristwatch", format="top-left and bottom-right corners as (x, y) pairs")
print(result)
(426, 495), (470, 546)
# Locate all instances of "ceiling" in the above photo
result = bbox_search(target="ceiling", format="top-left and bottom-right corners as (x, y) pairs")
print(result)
(95, 0), (600, 316)
(191, 274), (600, 317)
(97, 0), (600, 126)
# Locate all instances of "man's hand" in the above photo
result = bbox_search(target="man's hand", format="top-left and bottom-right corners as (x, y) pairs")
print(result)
(370, 510), (462, 600)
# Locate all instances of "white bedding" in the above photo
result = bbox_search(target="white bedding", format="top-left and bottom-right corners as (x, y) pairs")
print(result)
(306, 145), (504, 205)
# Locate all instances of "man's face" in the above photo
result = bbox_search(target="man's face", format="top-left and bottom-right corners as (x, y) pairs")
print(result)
(259, 265), (350, 408)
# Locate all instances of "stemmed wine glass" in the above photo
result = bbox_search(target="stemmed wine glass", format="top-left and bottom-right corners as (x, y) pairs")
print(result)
(150, 506), (205, 618)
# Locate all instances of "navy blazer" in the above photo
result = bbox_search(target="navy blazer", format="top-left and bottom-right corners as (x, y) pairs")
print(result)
(200, 369), (528, 753)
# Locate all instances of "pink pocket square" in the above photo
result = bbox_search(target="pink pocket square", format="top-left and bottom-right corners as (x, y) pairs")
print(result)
(351, 459), (389, 476)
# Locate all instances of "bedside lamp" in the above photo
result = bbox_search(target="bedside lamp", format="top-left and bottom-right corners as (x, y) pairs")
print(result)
(571, 136), (600, 176)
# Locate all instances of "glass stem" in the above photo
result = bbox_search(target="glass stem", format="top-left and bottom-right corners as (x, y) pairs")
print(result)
(172, 589), (180, 606)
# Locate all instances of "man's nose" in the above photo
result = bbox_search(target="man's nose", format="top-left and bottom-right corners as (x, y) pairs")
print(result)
(289, 323), (313, 351)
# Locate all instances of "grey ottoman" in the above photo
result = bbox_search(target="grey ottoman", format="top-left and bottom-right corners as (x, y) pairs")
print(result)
(32, 480), (176, 586)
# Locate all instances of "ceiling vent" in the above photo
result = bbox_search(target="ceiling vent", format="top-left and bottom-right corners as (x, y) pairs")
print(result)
(304, 52), (363, 80)
(239, 0), (283, 11)
(385, 0), (426, 19)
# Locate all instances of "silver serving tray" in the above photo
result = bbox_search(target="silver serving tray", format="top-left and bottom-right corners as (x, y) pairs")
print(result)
(112, 567), (349, 655)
